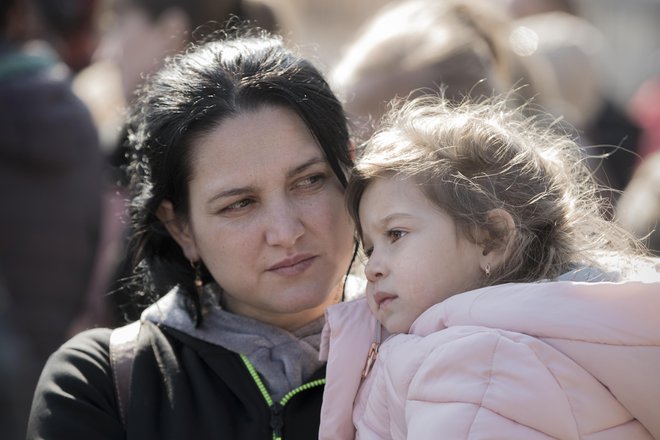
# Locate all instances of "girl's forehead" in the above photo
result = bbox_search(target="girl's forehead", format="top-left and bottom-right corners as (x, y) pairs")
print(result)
(361, 176), (427, 214)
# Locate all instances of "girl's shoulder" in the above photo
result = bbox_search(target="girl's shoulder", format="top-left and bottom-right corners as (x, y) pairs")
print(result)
(565, 254), (660, 282)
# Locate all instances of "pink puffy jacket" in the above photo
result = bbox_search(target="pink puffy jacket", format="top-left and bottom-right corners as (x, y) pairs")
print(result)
(319, 277), (660, 439)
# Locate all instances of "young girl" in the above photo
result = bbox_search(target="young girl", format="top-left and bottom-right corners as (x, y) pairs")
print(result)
(319, 95), (660, 439)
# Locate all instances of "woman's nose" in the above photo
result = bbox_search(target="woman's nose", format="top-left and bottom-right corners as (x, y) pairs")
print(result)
(264, 202), (305, 248)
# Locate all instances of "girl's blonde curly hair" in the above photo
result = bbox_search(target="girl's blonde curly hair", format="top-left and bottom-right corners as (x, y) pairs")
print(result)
(347, 93), (646, 285)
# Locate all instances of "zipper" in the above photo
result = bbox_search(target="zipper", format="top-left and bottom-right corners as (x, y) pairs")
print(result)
(240, 354), (326, 440)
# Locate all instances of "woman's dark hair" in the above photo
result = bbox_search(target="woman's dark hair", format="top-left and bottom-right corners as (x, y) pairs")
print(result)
(124, 29), (352, 321)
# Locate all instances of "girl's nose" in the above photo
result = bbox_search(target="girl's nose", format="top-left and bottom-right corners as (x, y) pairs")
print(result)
(364, 251), (386, 282)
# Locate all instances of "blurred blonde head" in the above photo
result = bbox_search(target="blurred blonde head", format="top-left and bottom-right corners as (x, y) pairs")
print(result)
(331, 0), (535, 131)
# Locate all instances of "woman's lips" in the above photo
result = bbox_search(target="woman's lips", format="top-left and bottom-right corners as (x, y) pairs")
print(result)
(267, 254), (316, 276)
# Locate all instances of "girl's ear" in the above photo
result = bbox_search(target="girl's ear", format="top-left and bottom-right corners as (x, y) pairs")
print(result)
(479, 208), (515, 272)
(156, 200), (200, 262)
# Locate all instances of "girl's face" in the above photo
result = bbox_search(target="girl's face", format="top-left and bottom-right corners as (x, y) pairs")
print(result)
(163, 106), (355, 331)
(359, 175), (484, 333)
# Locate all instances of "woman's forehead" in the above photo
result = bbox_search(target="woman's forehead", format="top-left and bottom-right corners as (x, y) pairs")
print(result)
(187, 106), (327, 187)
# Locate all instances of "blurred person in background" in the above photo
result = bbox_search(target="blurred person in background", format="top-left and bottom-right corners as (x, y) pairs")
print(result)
(506, 4), (642, 204)
(97, 0), (279, 103)
(497, 0), (578, 17)
(628, 75), (660, 162)
(0, 0), (107, 436)
(617, 151), (660, 256)
(31, 0), (102, 72)
(331, 0), (642, 204)
(620, 74), (660, 251)
(0, 274), (34, 440)
(330, 0), (539, 139)
(73, 0), (281, 326)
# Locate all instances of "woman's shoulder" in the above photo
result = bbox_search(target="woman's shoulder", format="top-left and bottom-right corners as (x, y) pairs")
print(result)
(27, 327), (125, 438)
(33, 327), (116, 401)
(48, 327), (114, 371)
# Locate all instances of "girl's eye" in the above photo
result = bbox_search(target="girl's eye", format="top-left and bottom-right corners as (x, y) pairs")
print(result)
(387, 229), (407, 243)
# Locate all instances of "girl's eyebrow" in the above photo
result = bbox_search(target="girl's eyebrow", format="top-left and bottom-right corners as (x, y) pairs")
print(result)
(379, 212), (415, 227)
(361, 212), (415, 240)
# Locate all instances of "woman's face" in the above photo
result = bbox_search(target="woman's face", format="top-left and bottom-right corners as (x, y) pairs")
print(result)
(164, 105), (355, 331)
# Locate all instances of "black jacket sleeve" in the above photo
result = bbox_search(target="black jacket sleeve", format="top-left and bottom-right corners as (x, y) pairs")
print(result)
(26, 328), (124, 440)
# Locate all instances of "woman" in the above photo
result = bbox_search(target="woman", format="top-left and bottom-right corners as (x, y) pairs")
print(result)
(27, 30), (357, 439)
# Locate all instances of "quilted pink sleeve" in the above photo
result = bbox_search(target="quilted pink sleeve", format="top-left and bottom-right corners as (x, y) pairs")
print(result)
(378, 327), (633, 439)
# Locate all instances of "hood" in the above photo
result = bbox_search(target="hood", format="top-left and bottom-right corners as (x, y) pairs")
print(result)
(142, 286), (325, 402)
(411, 266), (660, 438)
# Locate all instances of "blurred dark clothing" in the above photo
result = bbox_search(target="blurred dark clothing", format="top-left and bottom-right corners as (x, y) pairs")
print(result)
(0, 276), (37, 440)
(0, 38), (104, 438)
(587, 99), (642, 193)
(32, 0), (101, 72)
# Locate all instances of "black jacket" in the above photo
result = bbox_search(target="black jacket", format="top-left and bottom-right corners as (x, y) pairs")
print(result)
(27, 321), (326, 439)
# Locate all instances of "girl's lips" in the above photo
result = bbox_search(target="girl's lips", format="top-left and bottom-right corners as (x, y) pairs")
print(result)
(373, 291), (397, 309)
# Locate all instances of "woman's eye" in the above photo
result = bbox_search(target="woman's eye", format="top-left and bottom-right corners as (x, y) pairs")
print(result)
(387, 229), (407, 243)
(221, 198), (253, 213)
(294, 173), (325, 189)
(363, 245), (373, 258)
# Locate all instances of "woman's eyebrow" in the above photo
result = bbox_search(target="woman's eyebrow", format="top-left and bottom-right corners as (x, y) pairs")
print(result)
(207, 186), (255, 205)
(206, 157), (327, 205)
(287, 156), (327, 178)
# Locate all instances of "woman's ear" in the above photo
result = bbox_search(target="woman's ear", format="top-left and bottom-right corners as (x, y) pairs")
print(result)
(479, 208), (515, 272)
(348, 140), (357, 161)
(156, 200), (199, 261)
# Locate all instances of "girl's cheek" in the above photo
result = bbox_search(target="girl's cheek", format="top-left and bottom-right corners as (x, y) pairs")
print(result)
(365, 285), (378, 311)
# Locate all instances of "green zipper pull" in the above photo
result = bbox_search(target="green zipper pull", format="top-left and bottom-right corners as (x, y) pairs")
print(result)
(240, 354), (326, 440)
(270, 401), (283, 440)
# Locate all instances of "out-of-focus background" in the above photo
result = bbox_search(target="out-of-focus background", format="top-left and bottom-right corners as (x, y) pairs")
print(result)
(271, 0), (660, 105)
(1, 0), (659, 438)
